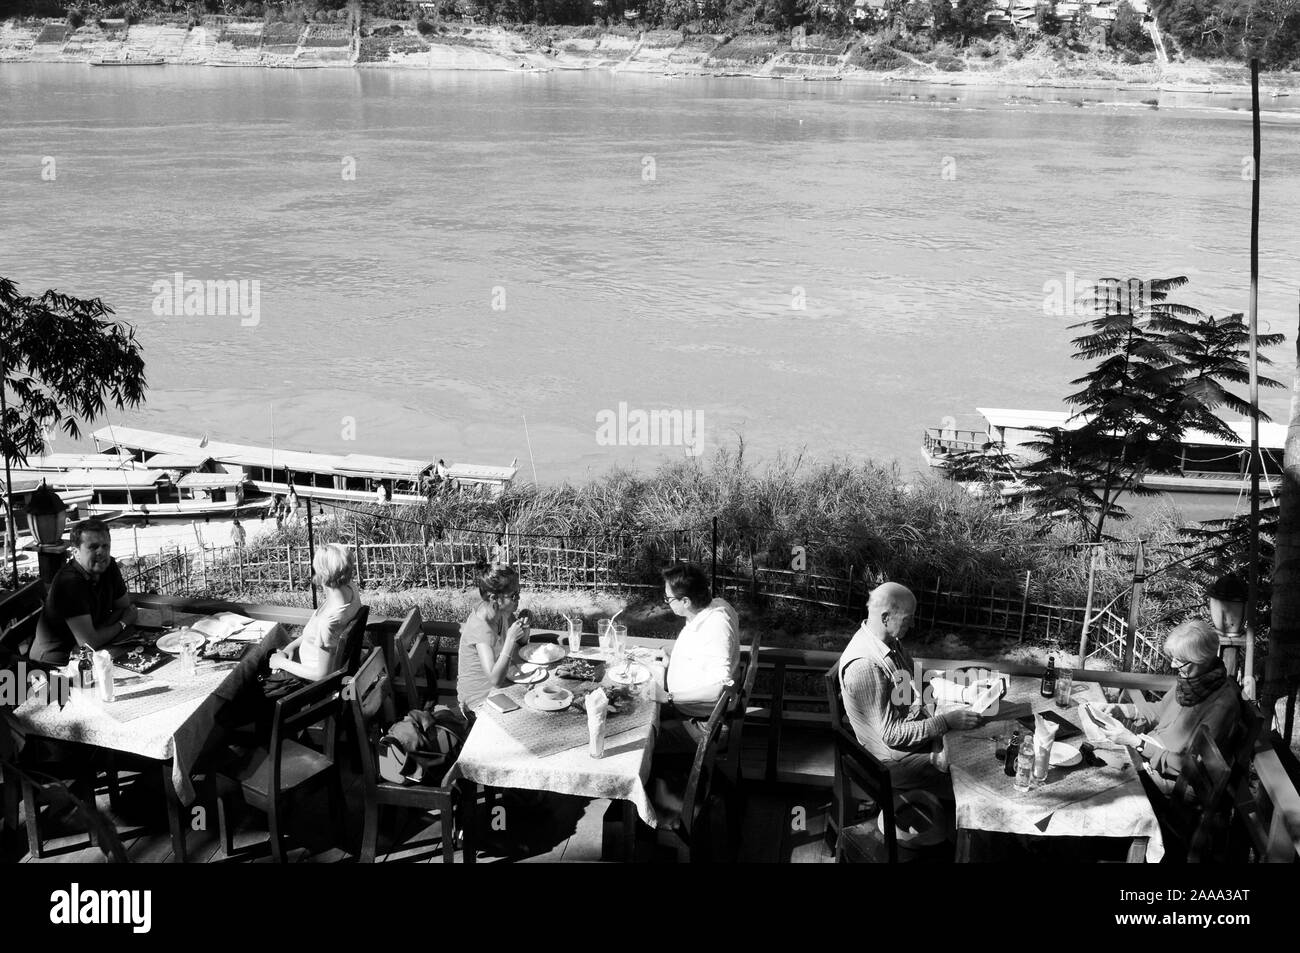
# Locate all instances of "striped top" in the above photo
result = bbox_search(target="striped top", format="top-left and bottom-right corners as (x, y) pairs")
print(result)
(837, 623), (947, 762)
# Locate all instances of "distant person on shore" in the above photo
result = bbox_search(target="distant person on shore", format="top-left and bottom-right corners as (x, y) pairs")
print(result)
(436, 459), (449, 482)
(271, 495), (285, 530)
(30, 519), (138, 666)
(456, 562), (530, 717)
(231, 518), (246, 549)
(375, 482), (390, 506)
(836, 582), (979, 795)
(286, 485), (300, 525)
(650, 562), (740, 749)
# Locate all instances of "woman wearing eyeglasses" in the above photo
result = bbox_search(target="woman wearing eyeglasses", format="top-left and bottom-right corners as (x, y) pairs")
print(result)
(456, 562), (530, 716)
(1098, 619), (1241, 796)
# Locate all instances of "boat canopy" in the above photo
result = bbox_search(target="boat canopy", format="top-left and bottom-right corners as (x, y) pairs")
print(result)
(976, 408), (1286, 450)
(177, 472), (247, 490)
(334, 454), (432, 479)
(9, 468), (167, 490)
(448, 463), (518, 483)
(93, 427), (430, 480)
(145, 452), (217, 470)
(21, 453), (136, 471)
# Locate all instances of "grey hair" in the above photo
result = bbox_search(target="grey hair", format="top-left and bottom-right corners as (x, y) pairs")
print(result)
(1164, 619), (1220, 665)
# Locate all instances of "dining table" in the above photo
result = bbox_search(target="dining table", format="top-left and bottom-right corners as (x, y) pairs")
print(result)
(446, 631), (671, 863)
(5, 607), (286, 862)
(945, 674), (1165, 863)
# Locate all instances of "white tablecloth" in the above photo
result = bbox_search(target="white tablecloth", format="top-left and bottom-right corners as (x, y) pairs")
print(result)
(947, 675), (1165, 862)
(7, 619), (283, 803)
(447, 651), (666, 827)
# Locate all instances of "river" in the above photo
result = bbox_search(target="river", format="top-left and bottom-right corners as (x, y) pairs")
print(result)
(2, 64), (1298, 523)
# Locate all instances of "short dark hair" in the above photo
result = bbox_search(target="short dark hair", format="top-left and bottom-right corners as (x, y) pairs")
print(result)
(70, 519), (112, 548)
(662, 562), (712, 609)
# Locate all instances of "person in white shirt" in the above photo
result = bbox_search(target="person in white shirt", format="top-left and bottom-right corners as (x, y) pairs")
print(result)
(650, 562), (740, 749)
(269, 544), (363, 682)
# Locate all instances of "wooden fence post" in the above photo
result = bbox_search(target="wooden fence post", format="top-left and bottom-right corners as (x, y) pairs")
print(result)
(356, 542), (365, 590)
(711, 516), (718, 598)
(1018, 571), (1031, 643)
(1123, 539), (1145, 673)
(286, 544), (294, 590)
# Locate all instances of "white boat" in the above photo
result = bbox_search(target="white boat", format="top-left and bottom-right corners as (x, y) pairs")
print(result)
(922, 407), (1285, 496)
(90, 56), (165, 66)
(92, 427), (519, 503)
(6, 467), (257, 521)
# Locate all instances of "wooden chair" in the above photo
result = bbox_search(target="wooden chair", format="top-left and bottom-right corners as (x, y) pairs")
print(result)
(8, 750), (105, 860)
(654, 684), (737, 863)
(346, 647), (457, 863)
(1167, 723), (1236, 863)
(386, 608), (430, 714)
(832, 725), (900, 863)
(215, 669), (346, 863)
(824, 666), (904, 862)
(719, 632), (763, 788)
(1237, 734), (1300, 863)
(0, 581), (45, 655)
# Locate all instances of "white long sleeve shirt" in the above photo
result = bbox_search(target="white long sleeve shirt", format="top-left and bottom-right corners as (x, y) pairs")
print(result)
(667, 598), (740, 716)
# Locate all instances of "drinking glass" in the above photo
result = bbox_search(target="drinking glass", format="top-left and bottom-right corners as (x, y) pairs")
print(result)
(1032, 742), (1052, 783)
(611, 623), (631, 678)
(159, 603), (175, 629)
(1055, 668), (1075, 708)
(597, 619), (614, 652)
(993, 731), (1009, 763)
(567, 619), (583, 653)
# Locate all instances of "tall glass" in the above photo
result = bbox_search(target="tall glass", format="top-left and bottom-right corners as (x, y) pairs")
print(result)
(597, 619), (615, 652)
(567, 619), (583, 653)
(1055, 668), (1075, 708)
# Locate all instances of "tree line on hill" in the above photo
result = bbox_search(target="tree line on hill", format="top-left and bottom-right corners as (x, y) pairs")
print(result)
(1, 0), (1297, 65)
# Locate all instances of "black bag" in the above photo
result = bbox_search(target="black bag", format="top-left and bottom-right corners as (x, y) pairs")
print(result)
(378, 704), (469, 787)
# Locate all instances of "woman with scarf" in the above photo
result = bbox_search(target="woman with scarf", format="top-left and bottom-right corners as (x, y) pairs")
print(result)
(1099, 619), (1241, 796)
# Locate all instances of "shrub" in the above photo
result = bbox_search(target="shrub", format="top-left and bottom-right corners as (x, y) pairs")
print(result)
(67, 8), (85, 27)
(415, 18), (435, 34)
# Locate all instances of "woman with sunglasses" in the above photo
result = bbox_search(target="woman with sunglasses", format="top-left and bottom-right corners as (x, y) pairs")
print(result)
(1098, 619), (1241, 796)
(456, 562), (530, 716)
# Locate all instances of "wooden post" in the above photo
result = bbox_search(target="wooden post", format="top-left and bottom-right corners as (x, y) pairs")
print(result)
(1078, 548), (1099, 664)
(1123, 540), (1146, 672)
(286, 544), (294, 590)
(1018, 571), (1031, 643)
(356, 541), (365, 590)
(711, 516), (718, 598)
(306, 501), (318, 609)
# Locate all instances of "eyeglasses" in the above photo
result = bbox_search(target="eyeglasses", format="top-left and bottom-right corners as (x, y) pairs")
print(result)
(663, 594), (681, 606)
(1168, 656), (1195, 670)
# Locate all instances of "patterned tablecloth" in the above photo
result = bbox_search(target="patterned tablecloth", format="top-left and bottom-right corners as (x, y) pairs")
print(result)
(7, 618), (286, 804)
(947, 675), (1165, 862)
(447, 651), (667, 827)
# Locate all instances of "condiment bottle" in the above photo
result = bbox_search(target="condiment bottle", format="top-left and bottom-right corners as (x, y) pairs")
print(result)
(1040, 656), (1057, 699)
(1004, 728), (1021, 777)
(77, 647), (95, 690)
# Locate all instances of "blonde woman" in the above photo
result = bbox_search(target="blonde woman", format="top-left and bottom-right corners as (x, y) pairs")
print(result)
(269, 543), (363, 683)
(456, 562), (530, 715)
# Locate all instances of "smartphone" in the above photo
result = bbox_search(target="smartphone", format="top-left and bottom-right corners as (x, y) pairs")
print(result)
(486, 692), (520, 713)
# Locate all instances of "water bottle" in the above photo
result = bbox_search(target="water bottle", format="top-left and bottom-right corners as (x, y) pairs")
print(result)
(1014, 732), (1036, 792)
(1040, 656), (1057, 699)
(1004, 728), (1021, 777)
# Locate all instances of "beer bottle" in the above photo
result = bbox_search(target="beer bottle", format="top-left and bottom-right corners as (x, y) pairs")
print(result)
(78, 646), (94, 690)
(1004, 728), (1021, 777)
(1040, 656), (1057, 699)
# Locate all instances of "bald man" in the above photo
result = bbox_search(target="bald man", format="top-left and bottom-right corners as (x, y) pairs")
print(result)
(837, 582), (979, 793)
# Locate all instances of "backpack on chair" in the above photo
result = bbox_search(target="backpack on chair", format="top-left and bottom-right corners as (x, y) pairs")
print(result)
(377, 704), (469, 787)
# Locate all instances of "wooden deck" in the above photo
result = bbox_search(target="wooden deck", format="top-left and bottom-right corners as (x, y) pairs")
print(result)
(12, 731), (839, 864)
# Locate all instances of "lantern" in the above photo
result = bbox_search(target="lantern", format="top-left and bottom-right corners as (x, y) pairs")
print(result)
(25, 481), (66, 547)
(1207, 573), (1248, 637)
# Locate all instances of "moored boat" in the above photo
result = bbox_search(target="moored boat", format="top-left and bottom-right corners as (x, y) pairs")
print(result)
(922, 407), (1284, 497)
(90, 56), (166, 66)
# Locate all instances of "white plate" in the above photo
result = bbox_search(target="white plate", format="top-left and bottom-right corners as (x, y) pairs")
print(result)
(155, 631), (205, 655)
(518, 643), (567, 665)
(507, 664), (548, 685)
(523, 687), (573, 712)
(608, 662), (651, 686)
(1050, 743), (1082, 768)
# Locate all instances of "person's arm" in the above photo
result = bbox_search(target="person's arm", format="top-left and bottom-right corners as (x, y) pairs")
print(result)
(106, 590), (137, 630)
(270, 651), (328, 681)
(850, 664), (949, 749)
(477, 620), (527, 689)
(66, 614), (132, 651)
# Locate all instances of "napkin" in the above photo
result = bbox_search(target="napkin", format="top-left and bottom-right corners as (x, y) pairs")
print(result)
(586, 688), (609, 758)
(1033, 712), (1060, 757)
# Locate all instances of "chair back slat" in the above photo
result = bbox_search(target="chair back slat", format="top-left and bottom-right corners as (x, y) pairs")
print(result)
(394, 608), (428, 711)
(680, 683), (736, 837)
(268, 670), (346, 795)
(1171, 723), (1234, 862)
(347, 648), (396, 789)
(326, 604), (370, 678)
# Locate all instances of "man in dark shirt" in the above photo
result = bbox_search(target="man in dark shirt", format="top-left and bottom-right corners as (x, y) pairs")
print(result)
(30, 519), (137, 666)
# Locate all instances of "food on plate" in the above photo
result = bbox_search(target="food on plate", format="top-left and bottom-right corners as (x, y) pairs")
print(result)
(555, 659), (602, 681)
